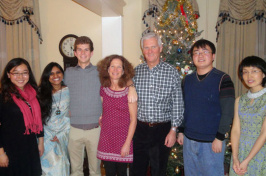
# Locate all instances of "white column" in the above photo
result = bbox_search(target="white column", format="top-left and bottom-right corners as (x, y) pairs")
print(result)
(102, 17), (123, 57)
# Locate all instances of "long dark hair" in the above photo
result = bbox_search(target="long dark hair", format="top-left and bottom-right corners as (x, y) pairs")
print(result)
(38, 62), (65, 124)
(0, 58), (37, 102)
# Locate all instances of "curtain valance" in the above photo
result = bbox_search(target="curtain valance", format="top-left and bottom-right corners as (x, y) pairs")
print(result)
(0, 0), (42, 41)
(216, 0), (265, 41)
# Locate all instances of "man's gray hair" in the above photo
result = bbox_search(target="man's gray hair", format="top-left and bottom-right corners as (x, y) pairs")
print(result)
(140, 32), (162, 49)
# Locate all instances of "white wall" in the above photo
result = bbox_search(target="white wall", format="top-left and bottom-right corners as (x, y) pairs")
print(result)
(102, 17), (123, 57)
(123, 0), (143, 67)
(38, 0), (220, 70)
(39, 0), (102, 71)
(196, 0), (220, 66)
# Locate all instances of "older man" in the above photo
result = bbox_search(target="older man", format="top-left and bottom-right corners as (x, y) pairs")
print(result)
(132, 32), (184, 176)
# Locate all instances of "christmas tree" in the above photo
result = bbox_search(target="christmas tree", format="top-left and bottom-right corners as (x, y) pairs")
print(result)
(143, 0), (202, 79)
(167, 143), (184, 176)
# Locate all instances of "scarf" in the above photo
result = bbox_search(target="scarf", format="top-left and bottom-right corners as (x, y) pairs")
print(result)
(11, 84), (43, 135)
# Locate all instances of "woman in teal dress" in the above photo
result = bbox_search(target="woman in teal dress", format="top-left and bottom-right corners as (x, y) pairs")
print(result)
(230, 56), (266, 176)
(38, 62), (70, 176)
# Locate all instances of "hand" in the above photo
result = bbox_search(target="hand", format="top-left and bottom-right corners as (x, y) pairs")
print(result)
(232, 158), (241, 175)
(164, 130), (176, 148)
(121, 143), (130, 157)
(99, 116), (102, 127)
(212, 138), (222, 153)
(238, 159), (249, 175)
(128, 86), (138, 103)
(0, 153), (9, 167)
(38, 142), (44, 157)
(50, 135), (59, 143)
(177, 133), (184, 145)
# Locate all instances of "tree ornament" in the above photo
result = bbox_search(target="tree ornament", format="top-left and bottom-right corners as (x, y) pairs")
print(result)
(175, 166), (180, 174)
(172, 147), (177, 152)
(172, 39), (178, 45)
(181, 65), (193, 78)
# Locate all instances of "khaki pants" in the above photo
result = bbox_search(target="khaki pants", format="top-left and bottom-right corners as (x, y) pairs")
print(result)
(68, 126), (101, 176)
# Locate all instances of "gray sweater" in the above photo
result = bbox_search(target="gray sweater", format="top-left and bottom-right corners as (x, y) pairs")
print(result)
(65, 64), (102, 129)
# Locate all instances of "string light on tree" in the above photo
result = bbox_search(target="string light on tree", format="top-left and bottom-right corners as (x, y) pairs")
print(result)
(153, 0), (202, 79)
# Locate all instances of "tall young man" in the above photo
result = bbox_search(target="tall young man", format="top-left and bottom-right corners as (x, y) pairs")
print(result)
(65, 36), (102, 176)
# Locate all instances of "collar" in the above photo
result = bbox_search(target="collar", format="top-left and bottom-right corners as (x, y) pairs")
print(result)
(196, 68), (214, 81)
(145, 60), (162, 72)
(75, 63), (93, 69)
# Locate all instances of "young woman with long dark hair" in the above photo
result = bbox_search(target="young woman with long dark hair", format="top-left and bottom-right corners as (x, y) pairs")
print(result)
(38, 62), (70, 175)
(0, 58), (43, 176)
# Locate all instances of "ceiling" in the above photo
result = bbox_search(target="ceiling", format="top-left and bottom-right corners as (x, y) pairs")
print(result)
(73, 0), (126, 17)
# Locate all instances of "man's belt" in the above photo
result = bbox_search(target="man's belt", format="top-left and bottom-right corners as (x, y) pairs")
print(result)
(138, 120), (169, 127)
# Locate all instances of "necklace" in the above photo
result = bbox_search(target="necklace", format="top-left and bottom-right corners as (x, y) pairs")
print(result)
(196, 69), (212, 82)
(54, 88), (62, 115)
(247, 88), (266, 99)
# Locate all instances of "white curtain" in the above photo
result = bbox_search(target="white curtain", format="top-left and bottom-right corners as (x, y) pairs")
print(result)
(216, 0), (266, 96)
(0, 0), (42, 80)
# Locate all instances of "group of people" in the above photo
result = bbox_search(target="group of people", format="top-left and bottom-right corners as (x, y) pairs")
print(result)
(0, 36), (137, 176)
(0, 31), (265, 176)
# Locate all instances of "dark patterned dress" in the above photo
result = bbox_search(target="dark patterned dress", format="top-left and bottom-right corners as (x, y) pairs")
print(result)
(97, 86), (133, 163)
(229, 93), (266, 176)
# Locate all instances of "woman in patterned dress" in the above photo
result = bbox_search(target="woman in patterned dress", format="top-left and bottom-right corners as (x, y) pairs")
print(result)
(230, 56), (266, 176)
(38, 62), (70, 176)
(97, 55), (137, 176)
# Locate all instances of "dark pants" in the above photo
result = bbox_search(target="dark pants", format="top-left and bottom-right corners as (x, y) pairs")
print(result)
(132, 120), (171, 176)
(103, 160), (129, 176)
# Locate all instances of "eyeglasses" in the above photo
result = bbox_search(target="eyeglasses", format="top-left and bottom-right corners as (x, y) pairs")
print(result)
(10, 72), (29, 77)
(193, 50), (212, 56)
(242, 70), (262, 75)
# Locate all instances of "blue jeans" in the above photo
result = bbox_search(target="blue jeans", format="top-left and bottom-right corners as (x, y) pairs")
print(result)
(183, 135), (225, 176)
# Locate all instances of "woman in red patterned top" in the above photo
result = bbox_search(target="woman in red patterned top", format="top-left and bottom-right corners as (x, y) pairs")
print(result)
(97, 54), (137, 176)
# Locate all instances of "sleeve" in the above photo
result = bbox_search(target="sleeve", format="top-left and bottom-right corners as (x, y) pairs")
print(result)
(177, 78), (185, 133)
(171, 70), (184, 127)
(132, 67), (137, 85)
(177, 121), (185, 133)
(64, 68), (70, 86)
(36, 130), (44, 138)
(216, 74), (235, 141)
